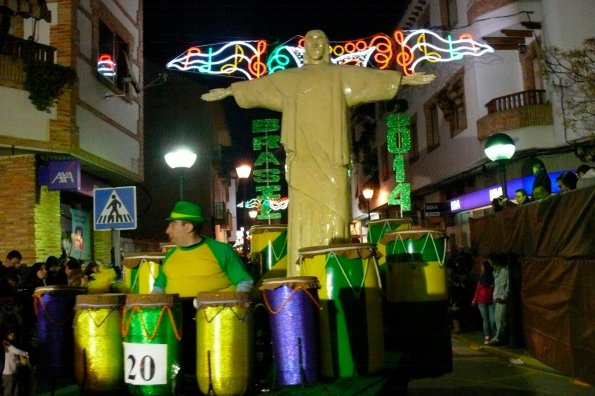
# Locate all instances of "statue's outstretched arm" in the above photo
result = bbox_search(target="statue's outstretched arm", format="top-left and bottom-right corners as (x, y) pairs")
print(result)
(201, 87), (232, 101)
(402, 72), (436, 85)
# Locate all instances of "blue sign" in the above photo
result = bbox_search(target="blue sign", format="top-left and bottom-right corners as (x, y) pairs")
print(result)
(39, 160), (81, 190)
(94, 187), (137, 230)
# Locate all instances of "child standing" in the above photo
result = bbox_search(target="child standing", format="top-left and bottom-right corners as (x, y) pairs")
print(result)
(3, 329), (29, 396)
(471, 262), (496, 344)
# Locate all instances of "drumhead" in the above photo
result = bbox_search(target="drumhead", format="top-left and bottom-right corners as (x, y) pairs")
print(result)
(122, 252), (165, 269)
(34, 285), (87, 295)
(259, 276), (320, 291)
(381, 229), (446, 245)
(298, 243), (378, 259)
(125, 293), (179, 307)
(250, 225), (287, 234)
(195, 291), (251, 306)
(75, 293), (126, 308)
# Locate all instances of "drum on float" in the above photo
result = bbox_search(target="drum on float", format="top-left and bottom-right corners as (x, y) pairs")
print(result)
(74, 293), (126, 394)
(366, 218), (412, 284)
(259, 276), (321, 385)
(194, 292), (253, 396)
(121, 294), (182, 396)
(381, 229), (452, 378)
(297, 243), (384, 378)
(122, 252), (164, 294)
(249, 225), (288, 280)
(34, 285), (87, 380)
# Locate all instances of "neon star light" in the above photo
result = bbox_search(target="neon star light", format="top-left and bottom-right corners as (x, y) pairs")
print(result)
(167, 29), (493, 79)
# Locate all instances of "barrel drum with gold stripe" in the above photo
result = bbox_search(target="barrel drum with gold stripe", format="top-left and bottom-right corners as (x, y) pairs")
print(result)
(250, 225), (288, 280)
(194, 292), (253, 396)
(122, 294), (182, 396)
(74, 293), (126, 395)
(382, 229), (452, 378)
(297, 243), (384, 378)
(122, 252), (164, 294)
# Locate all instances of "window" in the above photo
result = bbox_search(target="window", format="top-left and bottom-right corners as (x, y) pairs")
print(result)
(97, 20), (130, 92)
(425, 100), (440, 152)
(440, 0), (458, 28)
(409, 114), (419, 163)
(436, 69), (467, 137)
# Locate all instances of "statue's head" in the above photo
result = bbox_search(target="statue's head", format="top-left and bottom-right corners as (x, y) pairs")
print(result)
(304, 30), (330, 65)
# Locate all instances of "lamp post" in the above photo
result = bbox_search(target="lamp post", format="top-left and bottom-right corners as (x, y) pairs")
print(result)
(164, 147), (197, 200)
(236, 163), (252, 259)
(362, 184), (374, 221)
(484, 133), (516, 198)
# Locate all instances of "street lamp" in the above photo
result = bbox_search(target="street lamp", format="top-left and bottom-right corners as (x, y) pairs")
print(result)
(362, 184), (374, 221)
(236, 163), (252, 259)
(164, 147), (197, 200)
(484, 133), (516, 198)
(248, 209), (258, 222)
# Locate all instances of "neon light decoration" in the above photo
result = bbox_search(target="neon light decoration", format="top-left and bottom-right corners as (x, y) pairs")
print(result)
(251, 118), (287, 220)
(386, 113), (411, 211)
(97, 54), (116, 79)
(167, 29), (493, 79)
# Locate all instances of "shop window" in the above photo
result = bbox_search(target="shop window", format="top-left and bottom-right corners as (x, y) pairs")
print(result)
(424, 99), (440, 152)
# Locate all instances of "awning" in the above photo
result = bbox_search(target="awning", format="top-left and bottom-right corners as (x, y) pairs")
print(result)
(0, 0), (51, 22)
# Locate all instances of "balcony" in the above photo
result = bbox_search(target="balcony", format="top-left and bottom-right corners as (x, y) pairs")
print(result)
(476, 90), (553, 140)
(0, 34), (55, 86)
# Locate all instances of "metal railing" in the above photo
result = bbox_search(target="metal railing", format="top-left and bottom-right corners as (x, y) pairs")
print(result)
(485, 90), (546, 114)
(0, 34), (55, 63)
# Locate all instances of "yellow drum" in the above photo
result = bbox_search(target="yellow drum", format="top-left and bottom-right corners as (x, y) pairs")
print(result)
(382, 229), (447, 302)
(194, 292), (253, 396)
(250, 225), (287, 280)
(122, 252), (164, 294)
(298, 243), (383, 378)
(74, 293), (126, 394)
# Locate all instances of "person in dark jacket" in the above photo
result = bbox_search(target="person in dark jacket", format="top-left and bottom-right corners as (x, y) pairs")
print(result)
(531, 158), (551, 198)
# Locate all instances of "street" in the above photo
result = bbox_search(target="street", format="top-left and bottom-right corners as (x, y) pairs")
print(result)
(407, 335), (594, 396)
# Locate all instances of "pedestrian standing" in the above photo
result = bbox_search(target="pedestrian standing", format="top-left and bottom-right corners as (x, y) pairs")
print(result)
(471, 262), (496, 344)
(487, 254), (509, 346)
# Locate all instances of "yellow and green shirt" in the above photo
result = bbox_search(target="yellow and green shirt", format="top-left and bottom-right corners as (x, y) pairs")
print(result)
(153, 237), (253, 297)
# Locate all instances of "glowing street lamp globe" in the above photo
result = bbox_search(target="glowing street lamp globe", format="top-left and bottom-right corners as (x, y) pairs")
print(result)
(164, 148), (197, 169)
(484, 133), (515, 162)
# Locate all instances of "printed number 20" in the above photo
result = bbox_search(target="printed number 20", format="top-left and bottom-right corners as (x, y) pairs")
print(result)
(127, 354), (156, 382)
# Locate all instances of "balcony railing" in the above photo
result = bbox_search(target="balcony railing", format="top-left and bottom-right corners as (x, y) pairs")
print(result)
(485, 90), (546, 113)
(0, 34), (55, 63)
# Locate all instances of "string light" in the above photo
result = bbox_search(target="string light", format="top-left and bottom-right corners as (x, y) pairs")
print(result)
(252, 119), (284, 220)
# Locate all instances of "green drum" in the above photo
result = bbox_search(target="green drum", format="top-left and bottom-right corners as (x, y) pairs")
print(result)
(382, 229), (452, 379)
(250, 225), (288, 280)
(122, 294), (182, 396)
(366, 218), (412, 285)
(298, 243), (383, 378)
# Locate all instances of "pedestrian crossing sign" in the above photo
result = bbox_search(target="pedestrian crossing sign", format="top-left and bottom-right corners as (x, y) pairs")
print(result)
(94, 186), (137, 230)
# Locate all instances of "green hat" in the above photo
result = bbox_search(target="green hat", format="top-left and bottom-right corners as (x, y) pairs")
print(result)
(166, 201), (206, 222)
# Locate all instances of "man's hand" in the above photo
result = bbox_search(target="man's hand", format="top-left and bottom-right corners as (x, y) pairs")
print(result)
(201, 87), (232, 101)
(402, 72), (436, 85)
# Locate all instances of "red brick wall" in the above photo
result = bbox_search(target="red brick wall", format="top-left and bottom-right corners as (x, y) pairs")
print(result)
(0, 155), (37, 264)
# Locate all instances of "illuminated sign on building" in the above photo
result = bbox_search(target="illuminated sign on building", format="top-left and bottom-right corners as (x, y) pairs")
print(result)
(386, 113), (411, 211)
(166, 29), (493, 80)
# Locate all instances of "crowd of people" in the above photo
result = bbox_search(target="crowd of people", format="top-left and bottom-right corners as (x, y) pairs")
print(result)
(492, 160), (594, 212)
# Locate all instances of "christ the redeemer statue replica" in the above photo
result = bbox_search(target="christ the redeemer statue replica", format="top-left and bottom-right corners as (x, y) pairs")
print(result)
(202, 29), (434, 270)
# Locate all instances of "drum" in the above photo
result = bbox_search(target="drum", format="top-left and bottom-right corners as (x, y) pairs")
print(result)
(250, 225), (288, 280)
(122, 294), (182, 396)
(122, 252), (164, 294)
(297, 243), (384, 378)
(74, 293), (126, 394)
(367, 218), (412, 284)
(194, 292), (253, 396)
(382, 229), (448, 302)
(34, 286), (87, 379)
(382, 229), (452, 378)
(260, 277), (321, 385)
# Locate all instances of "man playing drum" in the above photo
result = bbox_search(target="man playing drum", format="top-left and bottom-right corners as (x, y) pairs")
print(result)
(152, 200), (253, 295)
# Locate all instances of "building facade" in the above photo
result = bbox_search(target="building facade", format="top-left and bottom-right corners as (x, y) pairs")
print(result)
(0, 0), (144, 264)
(354, 0), (594, 249)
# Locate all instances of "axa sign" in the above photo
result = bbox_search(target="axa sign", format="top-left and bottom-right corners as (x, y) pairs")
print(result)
(48, 160), (81, 191)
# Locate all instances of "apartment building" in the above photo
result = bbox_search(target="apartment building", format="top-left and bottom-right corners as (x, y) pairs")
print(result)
(0, 0), (143, 264)
(354, 0), (594, 248)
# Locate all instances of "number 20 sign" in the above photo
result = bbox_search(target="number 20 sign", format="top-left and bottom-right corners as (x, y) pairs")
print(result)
(123, 342), (167, 385)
